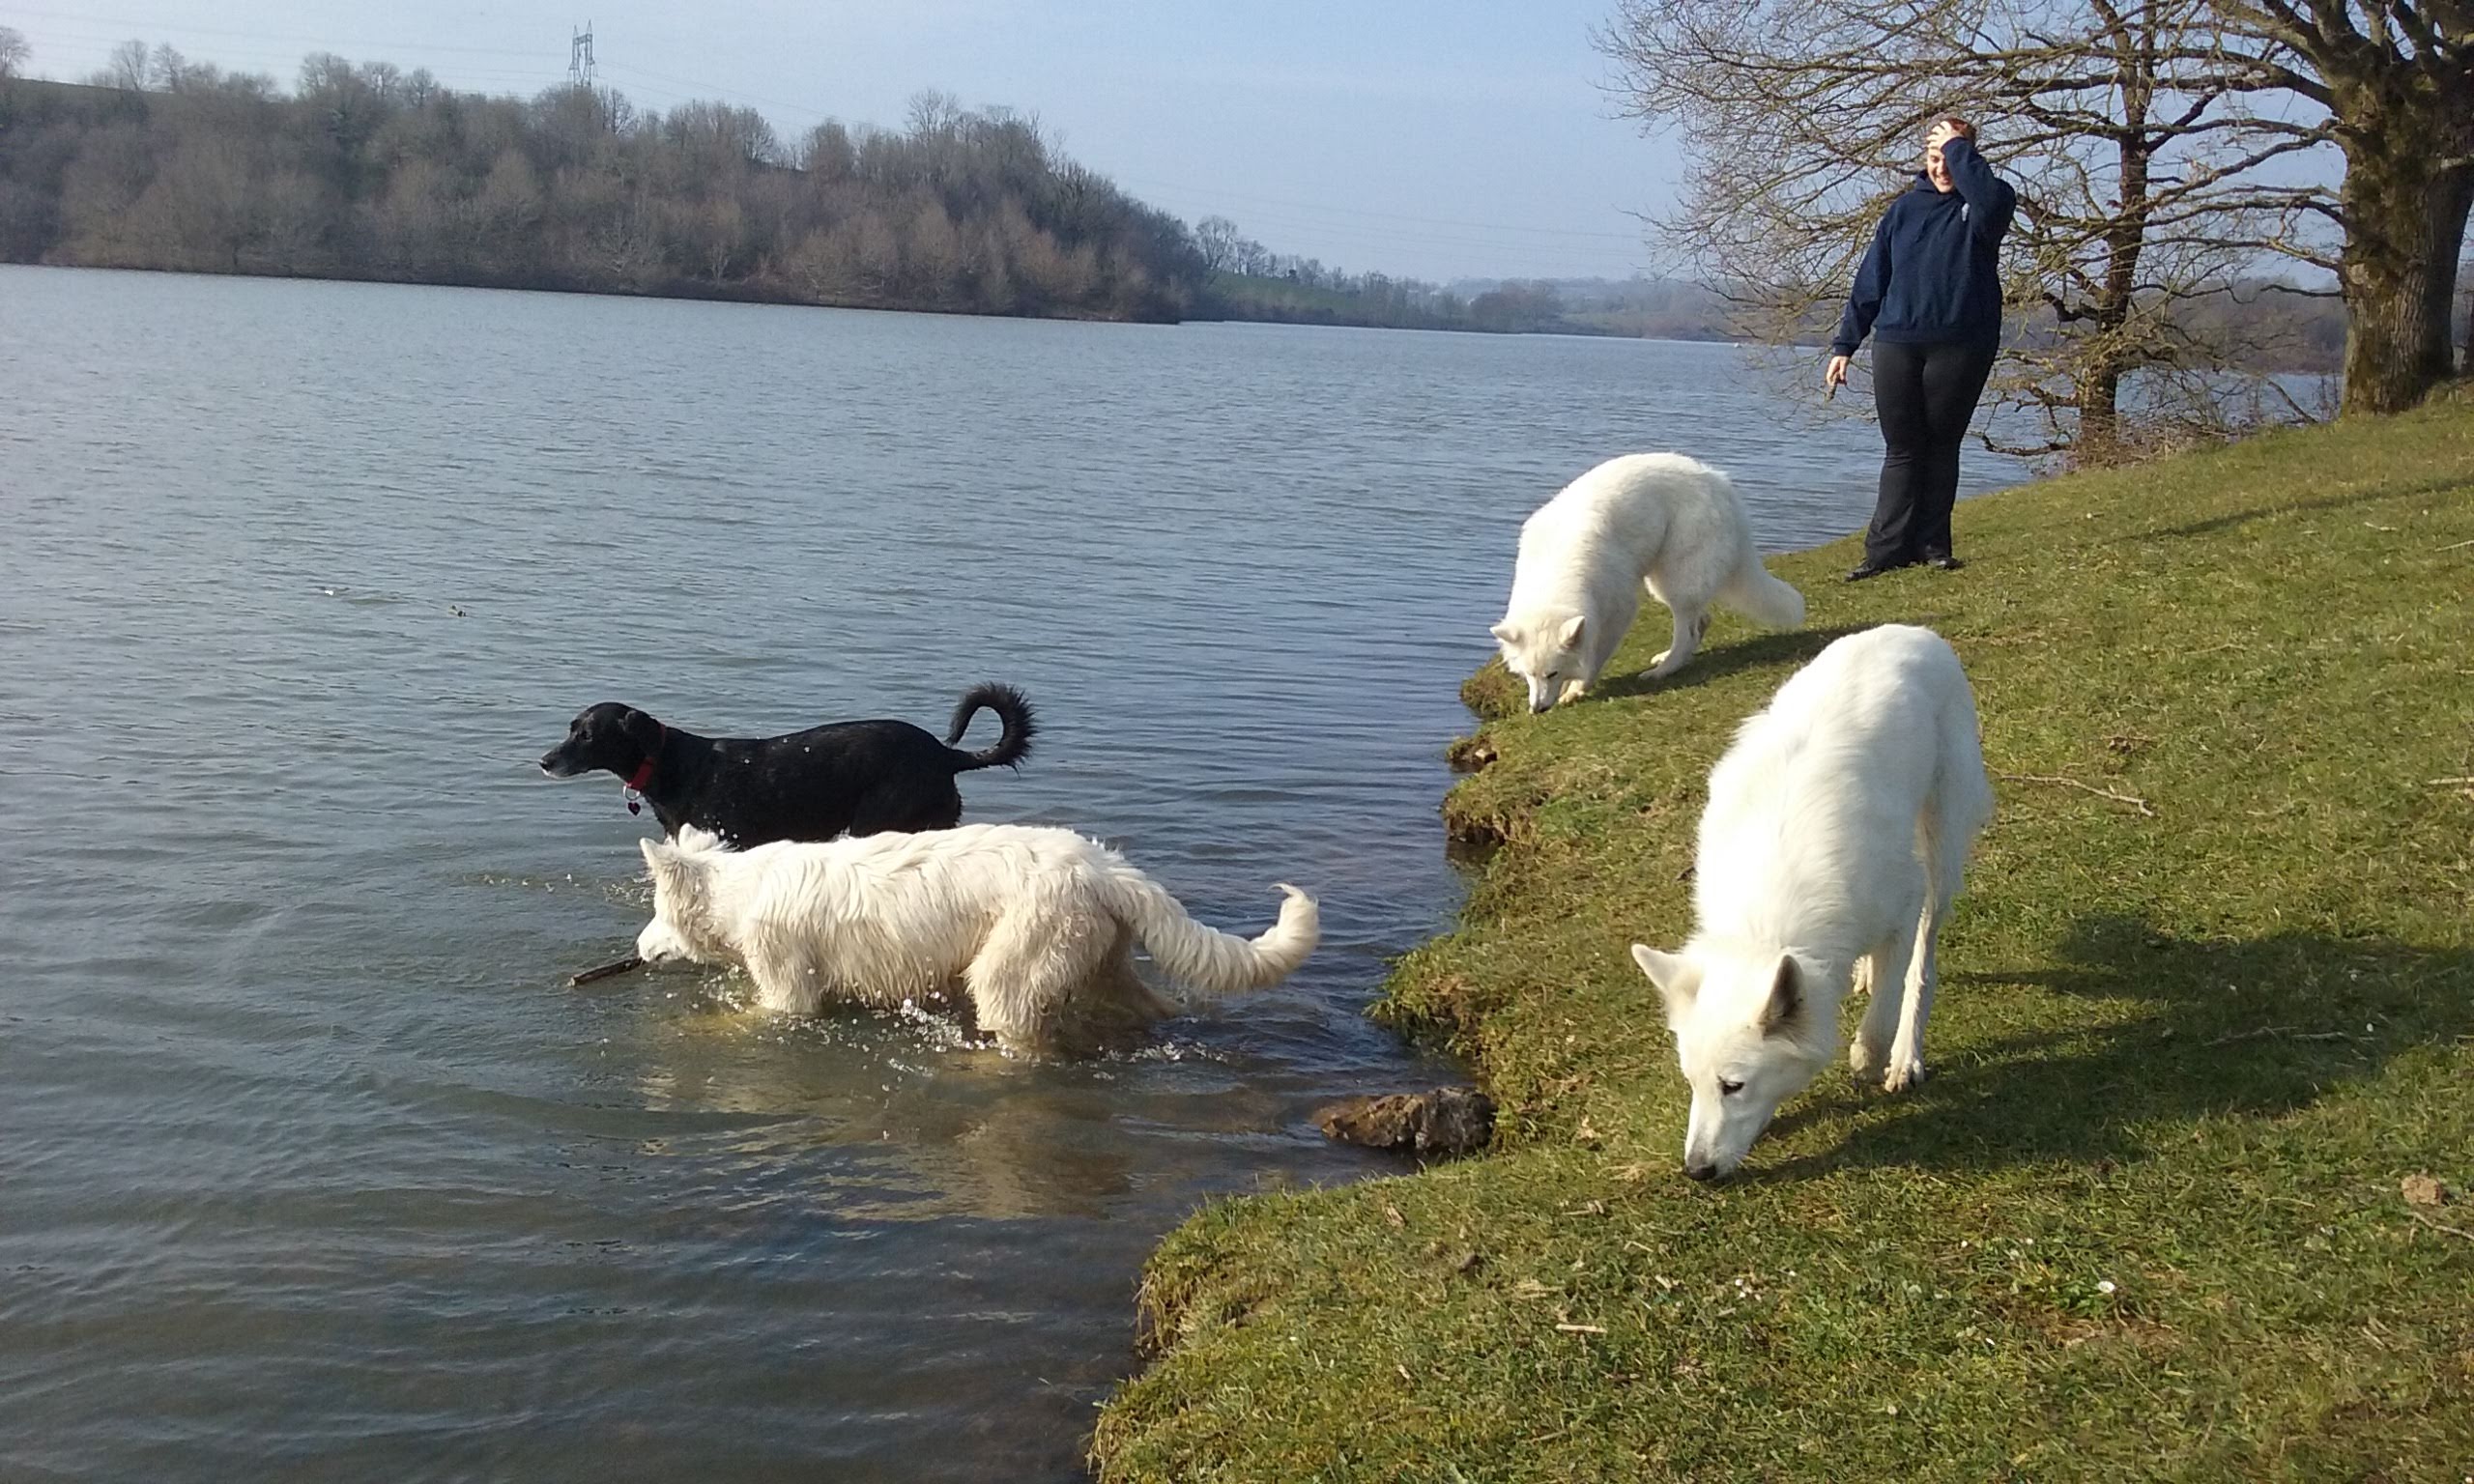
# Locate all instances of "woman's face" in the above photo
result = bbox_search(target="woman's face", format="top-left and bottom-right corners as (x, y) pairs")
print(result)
(1923, 123), (1963, 192)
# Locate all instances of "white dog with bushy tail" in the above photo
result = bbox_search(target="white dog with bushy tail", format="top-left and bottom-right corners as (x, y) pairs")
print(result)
(635, 824), (1318, 1058)
(1629, 624), (1993, 1180)
(1491, 453), (1805, 713)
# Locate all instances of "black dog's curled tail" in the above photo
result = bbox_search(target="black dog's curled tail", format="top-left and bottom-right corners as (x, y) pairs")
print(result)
(945, 682), (1036, 772)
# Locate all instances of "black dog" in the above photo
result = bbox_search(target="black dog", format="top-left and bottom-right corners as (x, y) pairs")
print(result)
(539, 683), (1036, 845)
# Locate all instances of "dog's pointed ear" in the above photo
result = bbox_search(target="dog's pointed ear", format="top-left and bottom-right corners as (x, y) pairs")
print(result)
(1555, 614), (1586, 650)
(640, 835), (686, 881)
(1759, 956), (1803, 1038)
(1631, 944), (1697, 1023)
(1489, 620), (1518, 645)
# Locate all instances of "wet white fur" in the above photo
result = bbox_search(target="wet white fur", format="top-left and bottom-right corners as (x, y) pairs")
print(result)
(1492, 452), (1805, 713)
(635, 824), (1318, 1057)
(1630, 625), (1993, 1178)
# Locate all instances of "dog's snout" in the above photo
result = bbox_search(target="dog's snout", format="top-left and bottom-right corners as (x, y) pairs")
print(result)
(1683, 1160), (1719, 1183)
(1530, 699), (1553, 715)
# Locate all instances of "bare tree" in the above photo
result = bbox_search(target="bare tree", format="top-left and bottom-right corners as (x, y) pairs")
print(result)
(800, 121), (857, 179)
(906, 195), (964, 302)
(0, 26), (30, 83)
(1602, 0), (2337, 458)
(665, 100), (781, 171)
(256, 167), (327, 271)
(373, 156), (460, 274)
(474, 148), (542, 275)
(96, 39), (151, 92)
(906, 88), (964, 139)
(1193, 214), (1244, 274)
(660, 195), (747, 282)
(1974, 0), (2337, 451)
(358, 61), (404, 105)
(127, 134), (256, 270)
(2207, 0), (2473, 412)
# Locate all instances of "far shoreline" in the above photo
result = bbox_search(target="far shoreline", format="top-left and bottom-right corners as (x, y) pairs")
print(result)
(0, 257), (1795, 347)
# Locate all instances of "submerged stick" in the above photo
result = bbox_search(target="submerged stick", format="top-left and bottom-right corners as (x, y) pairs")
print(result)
(570, 954), (646, 986)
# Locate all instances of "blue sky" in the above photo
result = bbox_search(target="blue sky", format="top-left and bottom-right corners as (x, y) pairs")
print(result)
(7, 0), (1682, 283)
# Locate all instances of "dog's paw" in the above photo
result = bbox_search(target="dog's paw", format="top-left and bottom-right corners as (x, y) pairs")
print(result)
(1850, 1036), (1886, 1077)
(1558, 679), (1590, 704)
(1882, 1055), (1929, 1094)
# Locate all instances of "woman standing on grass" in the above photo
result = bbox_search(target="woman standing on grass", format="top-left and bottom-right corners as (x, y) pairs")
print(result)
(1827, 116), (2016, 581)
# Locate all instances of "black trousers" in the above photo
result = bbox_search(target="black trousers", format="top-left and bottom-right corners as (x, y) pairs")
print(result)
(1863, 338), (1998, 564)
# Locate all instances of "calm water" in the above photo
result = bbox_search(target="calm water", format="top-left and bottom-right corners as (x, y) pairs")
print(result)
(0, 266), (2024, 1481)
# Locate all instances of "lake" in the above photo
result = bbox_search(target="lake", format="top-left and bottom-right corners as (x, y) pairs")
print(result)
(0, 265), (2025, 1480)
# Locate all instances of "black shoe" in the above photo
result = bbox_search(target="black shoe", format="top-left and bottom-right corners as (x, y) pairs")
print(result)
(1923, 554), (1965, 571)
(1846, 558), (1906, 582)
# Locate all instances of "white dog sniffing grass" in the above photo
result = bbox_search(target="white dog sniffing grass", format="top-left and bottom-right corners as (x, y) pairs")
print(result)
(1491, 452), (1805, 713)
(634, 824), (1318, 1058)
(1629, 625), (1993, 1179)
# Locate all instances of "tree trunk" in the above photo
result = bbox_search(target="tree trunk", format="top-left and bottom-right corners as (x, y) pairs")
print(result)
(2442, 162), (2474, 379)
(2076, 365), (2123, 462)
(2337, 100), (2466, 414)
(2081, 114), (2149, 463)
(2427, 162), (2472, 381)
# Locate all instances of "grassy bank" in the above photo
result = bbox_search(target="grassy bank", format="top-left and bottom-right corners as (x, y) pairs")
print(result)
(1094, 399), (2474, 1480)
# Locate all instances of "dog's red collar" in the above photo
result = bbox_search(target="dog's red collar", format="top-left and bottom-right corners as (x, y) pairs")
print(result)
(624, 725), (664, 791)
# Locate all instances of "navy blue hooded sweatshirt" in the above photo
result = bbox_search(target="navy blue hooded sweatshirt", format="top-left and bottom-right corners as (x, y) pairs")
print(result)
(1830, 136), (2015, 356)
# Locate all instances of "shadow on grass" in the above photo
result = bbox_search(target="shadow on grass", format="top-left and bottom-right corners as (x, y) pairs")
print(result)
(1758, 914), (2474, 1179)
(2133, 476), (2467, 542)
(1591, 624), (1870, 705)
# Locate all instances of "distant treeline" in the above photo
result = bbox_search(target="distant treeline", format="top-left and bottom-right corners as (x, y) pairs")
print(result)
(1455, 274), (2350, 369)
(0, 65), (1208, 321)
(1202, 268), (1577, 335)
(1206, 237), (2351, 366)
(1194, 214), (1585, 333)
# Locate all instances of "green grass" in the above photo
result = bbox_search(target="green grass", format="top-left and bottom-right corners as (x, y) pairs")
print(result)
(1093, 400), (2474, 1481)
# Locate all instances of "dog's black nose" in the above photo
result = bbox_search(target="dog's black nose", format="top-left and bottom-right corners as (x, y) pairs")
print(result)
(1683, 1161), (1718, 1182)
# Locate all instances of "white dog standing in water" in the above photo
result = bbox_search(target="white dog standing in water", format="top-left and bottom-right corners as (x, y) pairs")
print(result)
(1630, 625), (1993, 1179)
(634, 824), (1318, 1057)
(1492, 453), (1805, 713)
